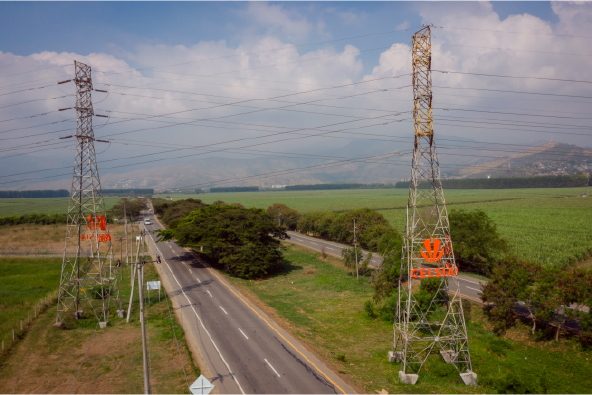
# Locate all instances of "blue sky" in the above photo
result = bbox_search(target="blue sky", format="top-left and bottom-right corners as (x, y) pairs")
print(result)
(1, 2), (591, 189)
(0, 2), (559, 74)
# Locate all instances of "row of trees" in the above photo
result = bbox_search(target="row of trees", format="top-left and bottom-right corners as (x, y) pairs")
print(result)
(0, 190), (69, 198)
(210, 186), (259, 193)
(107, 198), (148, 222)
(0, 213), (69, 226)
(481, 256), (592, 344)
(395, 174), (589, 189)
(296, 208), (399, 252)
(102, 188), (154, 196)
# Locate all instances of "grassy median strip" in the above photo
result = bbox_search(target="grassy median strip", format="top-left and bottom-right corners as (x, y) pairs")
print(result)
(0, 256), (199, 393)
(224, 243), (592, 394)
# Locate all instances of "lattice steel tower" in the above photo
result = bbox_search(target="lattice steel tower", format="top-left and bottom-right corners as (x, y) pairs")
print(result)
(389, 26), (477, 386)
(55, 61), (122, 325)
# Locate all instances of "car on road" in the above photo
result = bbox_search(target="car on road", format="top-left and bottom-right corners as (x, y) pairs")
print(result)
(144, 219), (151, 225)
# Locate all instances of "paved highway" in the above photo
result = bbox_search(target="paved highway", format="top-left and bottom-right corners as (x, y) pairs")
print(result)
(140, 208), (354, 395)
(285, 231), (486, 304)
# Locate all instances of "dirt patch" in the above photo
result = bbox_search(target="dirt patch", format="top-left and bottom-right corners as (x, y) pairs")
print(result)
(0, 223), (140, 257)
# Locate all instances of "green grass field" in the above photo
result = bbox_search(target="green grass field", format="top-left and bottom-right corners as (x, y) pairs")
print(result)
(0, 258), (62, 342)
(158, 187), (592, 268)
(226, 243), (592, 394)
(0, 256), (199, 393)
(0, 197), (121, 217)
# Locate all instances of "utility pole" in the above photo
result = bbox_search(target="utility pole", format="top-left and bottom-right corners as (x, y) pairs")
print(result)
(117, 232), (159, 394)
(55, 60), (123, 326)
(390, 26), (476, 386)
(117, 236), (125, 282)
(138, 231), (149, 394)
(353, 219), (359, 281)
(126, 231), (142, 323)
(124, 200), (129, 269)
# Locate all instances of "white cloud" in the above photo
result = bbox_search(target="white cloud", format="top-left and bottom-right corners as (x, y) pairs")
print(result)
(245, 3), (313, 39)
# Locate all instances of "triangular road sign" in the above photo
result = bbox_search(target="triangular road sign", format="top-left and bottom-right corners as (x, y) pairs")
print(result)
(190, 375), (214, 395)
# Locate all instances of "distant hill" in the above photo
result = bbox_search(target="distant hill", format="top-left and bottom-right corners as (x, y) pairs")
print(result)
(10, 140), (591, 190)
(449, 142), (592, 179)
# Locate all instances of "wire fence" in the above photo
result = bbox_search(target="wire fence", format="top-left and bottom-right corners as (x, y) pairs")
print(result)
(0, 289), (58, 358)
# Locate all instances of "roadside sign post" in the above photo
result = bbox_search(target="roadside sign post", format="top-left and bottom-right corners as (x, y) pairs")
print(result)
(147, 281), (161, 303)
(190, 375), (214, 395)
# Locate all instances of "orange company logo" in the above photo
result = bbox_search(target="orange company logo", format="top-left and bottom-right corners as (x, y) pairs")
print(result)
(85, 215), (107, 231)
(80, 233), (111, 242)
(421, 238), (444, 262)
(411, 263), (458, 279)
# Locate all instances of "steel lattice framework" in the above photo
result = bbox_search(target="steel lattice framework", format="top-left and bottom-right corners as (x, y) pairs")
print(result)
(390, 27), (477, 386)
(56, 61), (122, 325)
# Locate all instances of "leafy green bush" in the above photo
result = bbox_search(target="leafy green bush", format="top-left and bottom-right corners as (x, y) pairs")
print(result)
(449, 208), (508, 274)
(157, 206), (287, 279)
(152, 198), (208, 227)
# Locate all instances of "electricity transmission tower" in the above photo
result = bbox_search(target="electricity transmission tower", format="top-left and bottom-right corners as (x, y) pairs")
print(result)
(389, 26), (477, 386)
(55, 61), (123, 326)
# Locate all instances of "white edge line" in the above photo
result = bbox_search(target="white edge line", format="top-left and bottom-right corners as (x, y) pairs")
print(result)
(238, 328), (248, 340)
(466, 286), (481, 292)
(220, 306), (228, 315)
(146, 232), (245, 395)
(264, 359), (281, 377)
(458, 277), (482, 285)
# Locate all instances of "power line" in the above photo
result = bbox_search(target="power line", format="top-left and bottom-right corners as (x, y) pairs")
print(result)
(438, 43), (592, 58)
(435, 25), (592, 40)
(434, 85), (592, 100)
(434, 69), (592, 85)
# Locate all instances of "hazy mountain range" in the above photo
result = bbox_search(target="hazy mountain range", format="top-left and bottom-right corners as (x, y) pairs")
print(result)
(3, 140), (590, 191)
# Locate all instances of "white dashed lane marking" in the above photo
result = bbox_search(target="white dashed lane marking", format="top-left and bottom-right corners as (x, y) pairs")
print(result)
(207, 290), (213, 297)
(220, 306), (228, 315)
(239, 328), (249, 339)
(265, 359), (281, 377)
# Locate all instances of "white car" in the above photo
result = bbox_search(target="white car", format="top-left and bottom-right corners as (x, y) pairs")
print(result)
(144, 219), (151, 225)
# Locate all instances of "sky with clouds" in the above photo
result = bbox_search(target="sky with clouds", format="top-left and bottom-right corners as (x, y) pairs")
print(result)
(1, 1), (591, 188)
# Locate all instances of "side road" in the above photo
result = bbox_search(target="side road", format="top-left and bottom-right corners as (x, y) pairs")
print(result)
(285, 231), (486, 304)
(142, 208), (355, 395)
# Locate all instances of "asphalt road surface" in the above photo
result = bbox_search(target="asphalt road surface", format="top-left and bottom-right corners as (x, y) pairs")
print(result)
(140, 208), (354, 395)
(285, 231), (486, 304)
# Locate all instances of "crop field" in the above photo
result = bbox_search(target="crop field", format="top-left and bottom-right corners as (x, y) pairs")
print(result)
(158, 187), (592, 268)
(0, 197), (121, 217)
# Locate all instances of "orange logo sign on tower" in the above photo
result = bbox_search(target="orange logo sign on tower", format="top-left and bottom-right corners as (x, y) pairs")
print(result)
(421, 238), (444, 262)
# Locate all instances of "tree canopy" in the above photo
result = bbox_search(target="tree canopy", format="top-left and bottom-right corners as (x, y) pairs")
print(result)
(449, 208), (508, 274)
(157, 205), (288, 279)
(266, 203), (300, 230)
(152, 198), (208, 228)
(108, 198), (148, 221)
